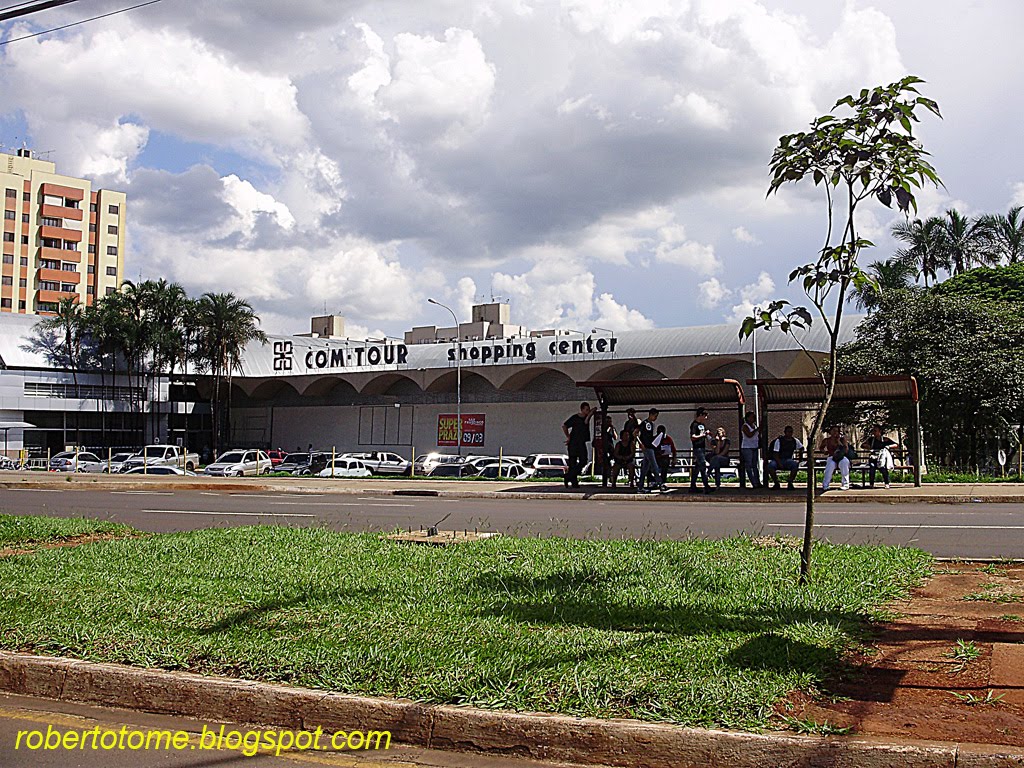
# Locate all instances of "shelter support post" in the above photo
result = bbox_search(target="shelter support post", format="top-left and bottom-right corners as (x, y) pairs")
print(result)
(760, 395), (769, 489)
(913, 400), (923, 487)
(737, 402), (746, 489)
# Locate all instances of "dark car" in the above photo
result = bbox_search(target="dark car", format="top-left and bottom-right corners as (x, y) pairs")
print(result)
(276, 452), (330, 476)
(427, 463), (476, 478)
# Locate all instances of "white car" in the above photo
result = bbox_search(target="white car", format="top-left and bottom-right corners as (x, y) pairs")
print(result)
(105, 452), (137, 474)
(48, 451), (106, 473)
(476, 462), (529, 479)
(342, 451), (411, 475)
(318, 458), (372, 478)
(412, 452), (463, 475)
(204, 449), (272, 477)
(125, 465), (197, 476)
(523, 454), (569, 478)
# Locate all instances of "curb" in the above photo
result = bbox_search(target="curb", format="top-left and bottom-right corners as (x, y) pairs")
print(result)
(2, 477), (1022, 505)
(1, 653), (1021, 767)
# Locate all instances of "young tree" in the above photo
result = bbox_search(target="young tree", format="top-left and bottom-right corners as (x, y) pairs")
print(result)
(739, 76), (942, 583)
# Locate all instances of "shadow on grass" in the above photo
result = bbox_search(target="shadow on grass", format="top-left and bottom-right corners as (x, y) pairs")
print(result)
(198, 587), (380, 635)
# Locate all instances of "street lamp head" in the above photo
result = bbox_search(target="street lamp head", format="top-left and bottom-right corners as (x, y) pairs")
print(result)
(427, 298), (439, 305)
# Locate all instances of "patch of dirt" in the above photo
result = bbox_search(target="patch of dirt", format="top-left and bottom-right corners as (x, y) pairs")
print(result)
(777, 563), (1024, 746)
(0, 532), (138, 557)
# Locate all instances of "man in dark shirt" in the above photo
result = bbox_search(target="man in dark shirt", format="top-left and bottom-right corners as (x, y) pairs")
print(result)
(562, 401), (593, 488)
(767, 425), (804, 490)
(637, 408), (665, 492)
(622, 408), (640, 488)
(689, 407), (711, 493)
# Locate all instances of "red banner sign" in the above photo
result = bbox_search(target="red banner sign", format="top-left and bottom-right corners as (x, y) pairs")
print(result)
(437, 414), (485, 447)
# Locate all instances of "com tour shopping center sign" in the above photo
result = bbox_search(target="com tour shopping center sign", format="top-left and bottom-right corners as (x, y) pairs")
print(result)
(438, 414), (486, 447)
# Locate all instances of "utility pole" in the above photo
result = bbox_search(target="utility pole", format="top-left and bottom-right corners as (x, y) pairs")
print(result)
(428, 298), (462, 456)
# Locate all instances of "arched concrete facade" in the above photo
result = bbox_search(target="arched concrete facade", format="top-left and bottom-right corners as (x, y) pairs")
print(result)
(360, 373), (423, 396)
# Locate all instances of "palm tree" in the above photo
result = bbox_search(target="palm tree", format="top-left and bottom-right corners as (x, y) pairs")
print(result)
(192, 293), (267, 455)
(850, 258), (918, 311)
(139, 279), (190, 441)
(939, 208), (997, 275)
(980, 205), (1024, 265)
(892, 216), (948, 287)
(35, 296), (87, 445)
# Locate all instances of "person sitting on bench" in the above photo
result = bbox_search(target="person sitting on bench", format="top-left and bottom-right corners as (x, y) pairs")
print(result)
(862, 425), (897, 489)
(767, 426), (803, 490)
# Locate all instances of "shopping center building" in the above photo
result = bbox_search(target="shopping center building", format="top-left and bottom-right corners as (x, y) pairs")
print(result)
(227, 303), (854, 457)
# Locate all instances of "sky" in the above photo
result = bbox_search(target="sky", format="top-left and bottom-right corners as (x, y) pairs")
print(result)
(1, 0), (1022, 339)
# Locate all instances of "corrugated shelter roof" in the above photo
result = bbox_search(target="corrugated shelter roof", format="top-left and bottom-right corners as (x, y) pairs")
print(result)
(577, 378), (745, 407)
(748, 375), (918, 404)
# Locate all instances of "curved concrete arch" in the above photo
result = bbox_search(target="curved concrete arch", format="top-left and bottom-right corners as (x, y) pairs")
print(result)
(299, 376), (360, 398)
(360, 373), (423, 396)
(590, 361), (671, 381)
(496, 366), (564, 391)
(244, 378), (301, 400)
(424, 370), (497, 394)
(676, 357), (749, 380)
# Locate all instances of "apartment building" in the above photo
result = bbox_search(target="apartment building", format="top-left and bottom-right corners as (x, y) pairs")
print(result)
(1, 148), (125, 315)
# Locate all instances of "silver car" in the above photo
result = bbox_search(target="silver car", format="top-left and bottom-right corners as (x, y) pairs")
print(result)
(48, 451), (106, 473)
(204, 449), (272, 477)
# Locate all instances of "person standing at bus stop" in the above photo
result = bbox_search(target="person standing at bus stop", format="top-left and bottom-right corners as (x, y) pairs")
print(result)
(689, 408), (712, 493)
(562, 402), (593, 488)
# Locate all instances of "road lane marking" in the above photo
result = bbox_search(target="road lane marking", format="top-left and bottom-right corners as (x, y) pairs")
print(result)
(111, 491), (174, 496)
(200, 492), (220, 496)
(141, 509), (316, 518)
(7, 488), (63, 493)
(767, 523), (1024, 530)
(268, 502), (415, 508)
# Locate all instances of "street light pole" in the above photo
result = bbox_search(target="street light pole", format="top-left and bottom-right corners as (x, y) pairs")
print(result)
(751, 305), (760, 423)
(428, 298), (462, 456)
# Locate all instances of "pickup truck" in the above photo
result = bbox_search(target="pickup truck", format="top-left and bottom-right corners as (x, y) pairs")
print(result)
(120, 445), (199, 473)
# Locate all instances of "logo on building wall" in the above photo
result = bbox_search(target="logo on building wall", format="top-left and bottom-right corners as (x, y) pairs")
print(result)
(273, 341), (294, 372)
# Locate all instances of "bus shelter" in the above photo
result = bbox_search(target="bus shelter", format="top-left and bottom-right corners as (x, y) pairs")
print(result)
(748, 375), (922, 487)
(575, 378), (750, 487)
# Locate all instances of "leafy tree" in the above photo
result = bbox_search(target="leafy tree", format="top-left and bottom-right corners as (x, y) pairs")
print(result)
(192, 293), (267, 455)
(980, 205), (1024, 265)
(839, 290), (1024, 469)
(739, 76), (942, 583)
(850, 258), (918, 311)
(892, 216), (948, 287)
(931, 262), (1024, 304)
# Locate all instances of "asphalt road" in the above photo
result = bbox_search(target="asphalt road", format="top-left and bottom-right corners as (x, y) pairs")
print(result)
(0, 693), (569, 768)
(3, 488), (1023, 559)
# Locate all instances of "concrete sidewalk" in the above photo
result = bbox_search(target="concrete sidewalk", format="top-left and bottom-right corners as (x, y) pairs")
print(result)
(2, 471), (1023, 504)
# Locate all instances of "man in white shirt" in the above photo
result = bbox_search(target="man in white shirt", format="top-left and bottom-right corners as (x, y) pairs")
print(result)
(740, 411), (762, 489)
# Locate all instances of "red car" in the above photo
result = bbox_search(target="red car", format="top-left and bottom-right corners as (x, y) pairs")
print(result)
(266, 449), (287, 467)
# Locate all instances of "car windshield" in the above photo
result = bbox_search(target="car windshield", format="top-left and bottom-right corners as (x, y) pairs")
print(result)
(281, 454), (309, 464)
(143, 447), (169, 458)
(216, 452), (245, 463)
(112, 453), (134, 462)
(52, 452), (75, 460)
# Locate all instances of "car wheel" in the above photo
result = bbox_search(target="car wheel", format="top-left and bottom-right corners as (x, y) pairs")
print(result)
(185, 462), (195, 472)
(236, 470), (244, 478)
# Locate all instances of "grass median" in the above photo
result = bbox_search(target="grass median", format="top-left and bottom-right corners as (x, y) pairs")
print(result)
(0, 525), (930, 730)
(0, 514), (132, 548)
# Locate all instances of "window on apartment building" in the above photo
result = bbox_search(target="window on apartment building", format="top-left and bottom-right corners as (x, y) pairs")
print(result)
(61, 262), (77, 272)
(19, 278), (26, 288)
(108, 204), (119, 214)
(21, 236), (28, 245)
(2, 276), (13, 286)
(42, 194), (63, 206)
(1, 299), (11, 309)
(5, 189), (16, 199)
(3, 210), (14, 220)
(3, 232), (13, 242)
(39, 280), (60, 291)
(105, 266), (117, 276)
(22, 192), (30, 202)
(18, 300), (25, 310)
(37, 301), (56, 312)
(41, 259), (61, 270)
(60, 283), (75, 293)
(89, 223), (96, 232)
(88, 245), (95, 254)
(41, 238), (60, 249)
(42, 217), (62, 228)
(87, 286), (94, 295)
(106, 245), (117, 256)
(108, 224), (118, 236)
(2, 254), (12, 264)
(19, 257), (28, 267)
(90, 203), (97, 212)
(63, 242), (77, 251)
(21, 213), (29, 223)
(105, 287), (115, 296)
(87, 264), (94, 274)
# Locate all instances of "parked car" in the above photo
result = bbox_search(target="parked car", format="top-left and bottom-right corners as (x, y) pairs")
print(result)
(412, 452), (463, 475)
(427, 462), (477, 478)
(104, 452), (137, 474)
(318, 458), (372, 478)
(276, 452), (330, 476)
(124, 465), (197, 476)
(120, 445), (199, 473)
(204, 449), (272, 477)
(49, 451), (106, 473)
(476, 462), (529, 479)
(266, 449), (287, 467)
(342, 451), (411, 475)
(523, 454), (569, 478)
